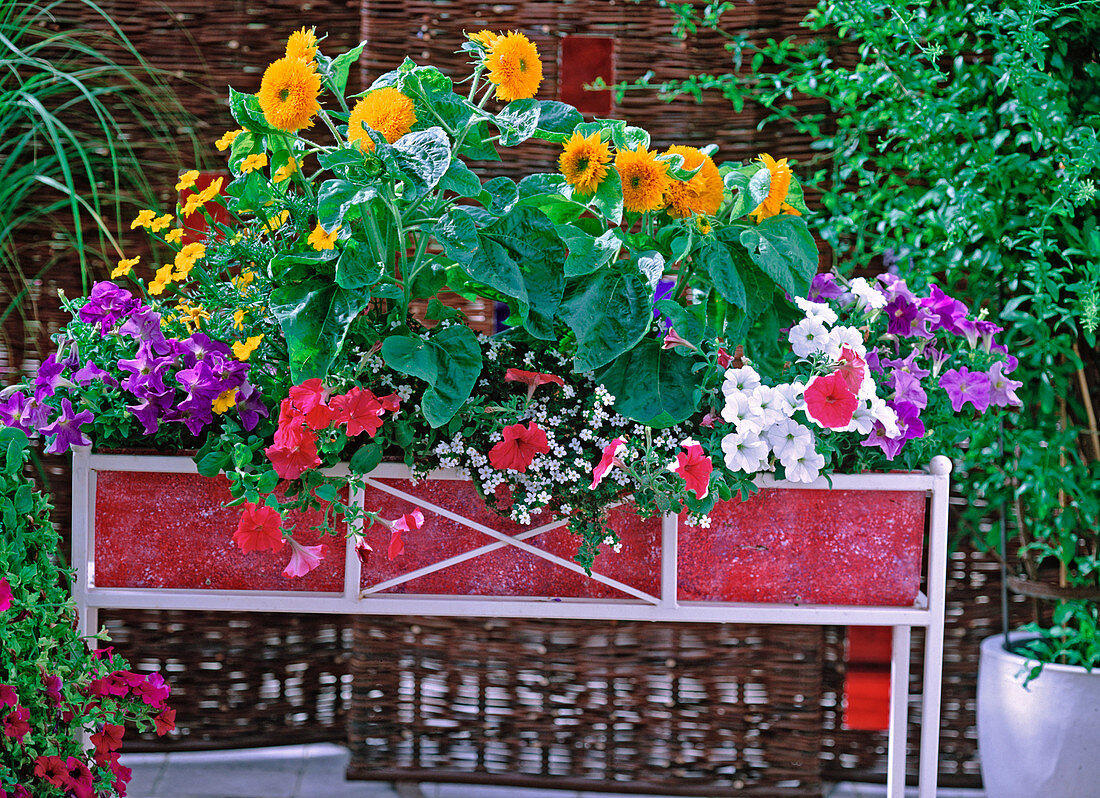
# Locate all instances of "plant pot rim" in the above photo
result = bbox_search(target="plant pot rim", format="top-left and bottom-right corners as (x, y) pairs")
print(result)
(981, 630), (1098, 676)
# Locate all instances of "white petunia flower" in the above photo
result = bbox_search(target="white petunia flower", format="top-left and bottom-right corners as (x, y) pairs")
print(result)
(720, 390), (766, 434)
(870, 396), (900, 438)
(722, 365), (761, 396)
(776, 381), (805, 409)
(850, 277), (888, 310)
(789, 317), (830, 358)
(823, 325), (867, 360)
(721, 429), (770, 473)
(795, 296), (839, 325)
(842, 400), (879, 435)
(785, 448), (826, 484)
(766, 419), (814, 465)
(751, 385), (793, 427)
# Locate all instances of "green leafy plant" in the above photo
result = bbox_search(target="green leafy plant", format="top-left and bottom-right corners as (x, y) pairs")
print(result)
(1, 426), (173, 796)
(629, 0), (1100, 667)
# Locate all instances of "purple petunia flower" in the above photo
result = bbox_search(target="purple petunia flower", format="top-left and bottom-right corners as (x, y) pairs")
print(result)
(921, 284), (969, 335)
(118, 306), (171, 354)
(889, 370), (928, 410)
(865, 347), (884, 373)
(39, 398), (94, 454)
(861, 400), (925, 460)
(939, 366), (993, 413)
(810, 273), (845, 301)
(72, 361), (117, 387)
(178, 333), (232, 369)
(882, 349), (931, 381)
(33, 354), (67, 401)
(878, 273), (918, 305)
(166, 394), (215, 436)
(128, 389), (174, 435)
(118, 350), (176, 397)
(235, 381), (269, 431)
(976, 319), (1003, 352)
(0, 391), (50, 434)
(988, 361), (1023, 408)
(78, 282), (140, 332)
(884, 296), (920, 337)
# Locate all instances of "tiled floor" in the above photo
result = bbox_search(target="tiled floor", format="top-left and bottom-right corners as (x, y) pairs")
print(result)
(120, 743), (987, 798)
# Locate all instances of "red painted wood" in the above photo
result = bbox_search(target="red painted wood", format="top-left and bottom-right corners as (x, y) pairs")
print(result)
(559, 36), (614, 115)
(842, 626), (894, 731)
(93, 470), (345, 592)
(180, 170), (232, 245)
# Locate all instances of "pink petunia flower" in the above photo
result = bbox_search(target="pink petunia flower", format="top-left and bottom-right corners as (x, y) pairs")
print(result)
(388, 509), (424, 560)
(590, 437), (627, 489)
(488, 422), (551, 472)
(233, 503), (284, 553)
(282, 536), (324, 578)
(803, 372), (858, 429)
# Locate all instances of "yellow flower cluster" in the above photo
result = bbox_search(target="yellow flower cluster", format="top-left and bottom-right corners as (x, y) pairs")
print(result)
(175, 300), (211, 333)
(348, 88), (417, 152)
(232, 334), (264, 362)
(181, 177), (224, 218)
(130, 210), (173, 232)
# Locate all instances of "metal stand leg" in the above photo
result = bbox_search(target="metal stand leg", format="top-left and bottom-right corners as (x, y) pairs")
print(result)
(887, 624), (912, 798)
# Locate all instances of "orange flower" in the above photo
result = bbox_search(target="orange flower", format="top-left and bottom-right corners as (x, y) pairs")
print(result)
(616, 145), (671, 213)
(256, 57), (321, 132)
(484, 31), (543, 102)
(347, 88), (417, 151)
(749, 153), (801, 221)
(663, 145), (724, 218)
(559, 131), (612, 195)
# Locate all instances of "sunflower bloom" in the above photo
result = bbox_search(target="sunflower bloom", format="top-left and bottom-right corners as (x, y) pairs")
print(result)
(257, 57), (322, 132)
(285, 27), (318, 62)
(616, 145), (671, 214)
(308, 222), (340, 251)
(749, 153), (801, 222)
(232, 335), (264, 362)
(112, 256), (139, 279)
(348, 88), (417, 152)
(216, 129), (245, 152)
(175, 170), (199, 192)
(484, 32), (543, 102)
(559, 131), (612, 195)
(240, 153), (269, 174)
(663, 145), (724, 218)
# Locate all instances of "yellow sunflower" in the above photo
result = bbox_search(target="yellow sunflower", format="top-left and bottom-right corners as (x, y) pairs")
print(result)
(467, 30), (501, 51)
(347, 88), (417, 151)
(559, 131), (612, 195)
(484, 31), (543, 102)
(257, 57), (322, 132)
(749, 153), (800, 222)
(663, 145), (724, 218)
(285, 27), (318, 62)
(615, 145), (671, 214)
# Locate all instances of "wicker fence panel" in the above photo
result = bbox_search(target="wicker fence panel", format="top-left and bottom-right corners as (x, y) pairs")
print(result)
(348, 617), (824, 795)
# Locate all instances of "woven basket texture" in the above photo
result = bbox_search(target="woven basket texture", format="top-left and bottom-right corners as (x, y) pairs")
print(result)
(348, 618), (825, 796)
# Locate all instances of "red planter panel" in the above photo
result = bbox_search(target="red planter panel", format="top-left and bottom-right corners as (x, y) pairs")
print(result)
(93, 470), (345, 592)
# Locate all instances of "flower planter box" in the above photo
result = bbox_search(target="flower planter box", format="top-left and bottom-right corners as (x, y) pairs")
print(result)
(84, 455), (927, 608)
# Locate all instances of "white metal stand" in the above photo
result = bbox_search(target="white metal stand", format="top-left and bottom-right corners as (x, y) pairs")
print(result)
(71, 448), (951, 797)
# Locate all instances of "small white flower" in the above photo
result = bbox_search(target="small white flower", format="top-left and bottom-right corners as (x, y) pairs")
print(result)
(795, 296), (839, 325)
(785, 448), (826, 484)
(824, 325), (867, 360)
(720, 391), (766, 434)
(776, 381), (805, 408)
(870, 396), (900, 438)
(850, 277), (888, 310)
(766, 419), (813, 465)
(721, 429), (770, 473)
(722, 365), (761, 396)
(789, 317), (830, 358)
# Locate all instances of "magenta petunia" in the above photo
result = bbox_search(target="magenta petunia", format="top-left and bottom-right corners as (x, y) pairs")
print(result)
(673, 444), (713, 500)
(939, 366), (992, 413)
(282, 536), (324, 578)
(590, 437), (627, 489)
(0, 577), (11, 612)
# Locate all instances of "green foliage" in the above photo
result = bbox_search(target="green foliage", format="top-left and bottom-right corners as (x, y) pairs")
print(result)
(1, 428), (167, 795)
(636, 0), (1100, 664)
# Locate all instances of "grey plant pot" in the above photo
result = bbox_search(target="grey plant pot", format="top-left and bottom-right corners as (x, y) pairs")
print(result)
(977, 632), (1100, 798)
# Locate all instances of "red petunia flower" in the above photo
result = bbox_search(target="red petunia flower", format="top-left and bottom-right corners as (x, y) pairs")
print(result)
(34, 755), (67, 787)
(505, 369), (565, 401)
(673, 444), (713, 500)
(154, 707), (177, 737)
(661, 327), (697, 351)
(0, 577), (11, 612)
(2, 706), (29, 742)
(803, 371), (858, 429)
(836, 346), (867, 396)
(233, 503), (284, 553)
(330, 387), (385, 438)
(265, 419), (320, 479)
(282, 536), (324, 578)
(0, 684), (16, 708)
(590, 437), (627, 489)
(91, 724), (125, 757)
(488, 422), (551, 472)
(386, 508), (424, 560)
(288, 378), (333, 430)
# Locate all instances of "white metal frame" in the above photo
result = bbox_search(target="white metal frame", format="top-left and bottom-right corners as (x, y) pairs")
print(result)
(71, 447), (952, 797)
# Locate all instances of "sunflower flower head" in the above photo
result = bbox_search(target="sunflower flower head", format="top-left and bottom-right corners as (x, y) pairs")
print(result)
(285, 27), (318, 63)
(467, 30), (501, 51)
(257, 56), (322, 132)
(559, 131), (612, 195)
(484, 31), (543, 102)
(749, 153), (799, 222)
(663, 145), (724, 218)
(615, 145), (671, 214)
(348, 88), (417, 152)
